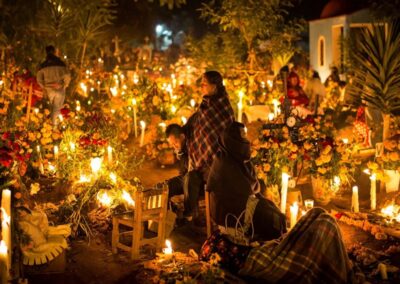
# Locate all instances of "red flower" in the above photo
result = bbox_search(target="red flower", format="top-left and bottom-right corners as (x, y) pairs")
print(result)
(1, 132), (10, 140)
(0, 153), (13, 168)
(60, 108), (71, 119)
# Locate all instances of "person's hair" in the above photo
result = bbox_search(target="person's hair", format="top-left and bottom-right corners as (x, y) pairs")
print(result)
(45, 45), (56, 56)
(203, 70), (227, 96)
(166, 124), (184, 138)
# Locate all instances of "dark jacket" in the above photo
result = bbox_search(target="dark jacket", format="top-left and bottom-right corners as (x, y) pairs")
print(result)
(207, 122), (286, 241)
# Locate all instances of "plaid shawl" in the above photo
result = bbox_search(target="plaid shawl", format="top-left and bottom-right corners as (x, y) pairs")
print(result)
(188, 92), (234, 172)
(239, 208), (359, 284)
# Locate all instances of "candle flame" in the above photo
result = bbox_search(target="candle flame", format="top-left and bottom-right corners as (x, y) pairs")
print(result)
(190, 99), (195, 108)
(109, 172), (117, 183)
(78, 174), (91, 183)
(122, 190), (135, 206)
(110, 87), (118, 97)
(97, 192), (112, 207)
(0, 240), (7, 255)
(90, 157), (102, 174)
(140, 120), (146, 129)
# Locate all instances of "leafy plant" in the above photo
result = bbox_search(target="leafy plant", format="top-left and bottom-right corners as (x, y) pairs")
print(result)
(348, 21), (400, 139)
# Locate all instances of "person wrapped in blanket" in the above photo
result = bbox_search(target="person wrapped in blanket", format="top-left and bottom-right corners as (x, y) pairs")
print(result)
(202, 209), (362, 283)
(206, 121), (286, 241)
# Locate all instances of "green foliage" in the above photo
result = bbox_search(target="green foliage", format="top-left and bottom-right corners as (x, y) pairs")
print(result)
(185, 32), (246, 73)
(348, 22), (400, 115)
(199, 0), (304, 71)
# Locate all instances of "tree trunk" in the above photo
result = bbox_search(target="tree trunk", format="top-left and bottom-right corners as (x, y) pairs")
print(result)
(383, 113), (391, 141)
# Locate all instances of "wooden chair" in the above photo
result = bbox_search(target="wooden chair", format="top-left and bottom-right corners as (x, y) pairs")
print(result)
(112, 185), (168, 259)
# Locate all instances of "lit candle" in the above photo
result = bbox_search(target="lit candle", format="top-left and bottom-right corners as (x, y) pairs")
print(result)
(304, 199), (314, 211)
(290, 202), (299, 229)
(163, 239), (173, 255)
(342, 138), (349, 144)
(267, 79), (273, 89)
(107, 146), (113, 163)
(352, 186), (359, 213)
(109, 172), (117, 184)
(122, 190), (135, 207)
(272, 99), (279, 117)
(133, 73), (139, 84)
(190, 99), (195, 108)
(97, 80), (101, 94)
(171, 105), (177, 114)
(34, 108), (39, 115)
(37, 145), (44, 174)
(110, 87), (118, 97)
(378, 263), (388, 280)
(171, 74), (177, 88)
(237, 91), (244, 123)
(181, 116), (187, 125)
(1, 189), (11, 278)
(140, 121), (146, 147)
(90, 157), (102, 175)
(132, 98), (138, 138)
(70, 142), (76, 152)
(268, 113), (275, 121)
(54, 145), (59, 160)
(370, 174), (376, 211)
(159, 122), (167, 133)
(80, 82), (87, 96)
(281, 172), (289, 213)
(0, 240), (8, 284)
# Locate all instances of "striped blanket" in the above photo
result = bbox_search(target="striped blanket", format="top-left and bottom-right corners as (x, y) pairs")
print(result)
(239, 208), (364, 284)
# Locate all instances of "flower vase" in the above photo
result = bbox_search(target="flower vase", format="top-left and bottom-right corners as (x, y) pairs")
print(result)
(384, 170), (400, 193)
(311, 176), (332, 205)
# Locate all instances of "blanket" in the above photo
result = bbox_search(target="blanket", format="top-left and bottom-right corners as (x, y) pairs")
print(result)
(239, 208), (362, 284)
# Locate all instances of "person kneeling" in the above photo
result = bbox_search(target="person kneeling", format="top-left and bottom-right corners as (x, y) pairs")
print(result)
(165, 124), (204, 223)
(206, 122), (286, 241)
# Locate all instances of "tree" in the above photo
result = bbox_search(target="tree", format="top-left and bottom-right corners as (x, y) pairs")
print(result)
(348, 22), (400, 140)
(199, 0), (304, 73)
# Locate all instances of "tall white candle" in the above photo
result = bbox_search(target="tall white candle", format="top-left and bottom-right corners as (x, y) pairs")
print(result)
(132, 98), (138, 138)
(54, 145), (59, 160)
(281, 172), (289, 213)
(272, 99), (278, 117)
(140, 121), (146, 147)
(352, 186), (359, 213)
(107, 146), (113, 163)
(370, 174), (376, 211)
(290, 202), (299, 229)
(1, 189), (11, 278)
(0, 240), (7, 284)
(237, 91), (244, 123)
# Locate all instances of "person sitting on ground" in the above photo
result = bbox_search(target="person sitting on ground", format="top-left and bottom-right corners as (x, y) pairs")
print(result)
(206, 122), (286, 241)
(165, 123), (204, 223)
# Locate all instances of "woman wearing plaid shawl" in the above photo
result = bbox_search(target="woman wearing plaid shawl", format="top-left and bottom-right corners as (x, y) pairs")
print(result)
(187, 71), (235, 178)
(183, 71), (234, 220)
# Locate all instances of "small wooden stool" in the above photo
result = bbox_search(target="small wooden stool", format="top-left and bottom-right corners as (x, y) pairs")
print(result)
(112, 185), (168, 259)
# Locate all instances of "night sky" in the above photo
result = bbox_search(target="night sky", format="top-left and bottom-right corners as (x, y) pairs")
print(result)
(113, 0), (333, 43)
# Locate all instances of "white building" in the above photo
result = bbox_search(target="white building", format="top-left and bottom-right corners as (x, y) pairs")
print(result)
(309, 0), (375, 82)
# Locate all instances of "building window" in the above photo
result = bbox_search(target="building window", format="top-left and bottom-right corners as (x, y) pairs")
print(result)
(318, 36), (325, 67)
